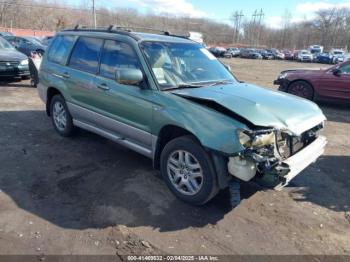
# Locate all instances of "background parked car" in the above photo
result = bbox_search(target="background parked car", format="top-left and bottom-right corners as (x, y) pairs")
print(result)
(330, 49), (345, 64)
(0, 32), (13, 37)
(3, 36), (46, 56)
(0, 37), (30, 80)
(240, 49), (262, 59)
(226, 47), (240, 57)
(40, 36), (54, 46)
(315, 52), (333, 64)
(259, 50), (275, 60)
(309, 45), (324, 60)
(267, 48), (285, 60)
(297, 50), (313, 62)
(274, 61), (350, 102)
(208, 47), (227, 58)
(283, 50), (294, 60)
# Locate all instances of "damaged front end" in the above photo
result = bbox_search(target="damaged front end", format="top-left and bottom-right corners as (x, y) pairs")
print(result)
(228, 123), (326, 189)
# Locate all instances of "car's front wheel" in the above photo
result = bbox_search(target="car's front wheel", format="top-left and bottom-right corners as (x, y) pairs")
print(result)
(50, 94), (74, 136)
(160, 136), (218, 205)
(288, 81), (314, 100)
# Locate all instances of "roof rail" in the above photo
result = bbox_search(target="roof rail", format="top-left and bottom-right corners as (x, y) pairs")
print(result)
(63, 25), (191, 41)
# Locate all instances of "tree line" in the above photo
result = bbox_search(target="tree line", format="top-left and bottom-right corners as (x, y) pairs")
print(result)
(1, 0), (349, 51)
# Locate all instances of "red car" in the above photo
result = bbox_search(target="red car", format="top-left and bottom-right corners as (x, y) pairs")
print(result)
(282, 50), (294, 60)
(274, 61), (350, 101)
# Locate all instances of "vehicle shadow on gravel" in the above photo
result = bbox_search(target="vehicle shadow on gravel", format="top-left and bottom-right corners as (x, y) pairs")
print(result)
(0, 79), (32, 88)
(319, 102), (350, 124)
(287, 155), (350, 212)
(0, 110), (348, 233)
(0, 110), (255, 232)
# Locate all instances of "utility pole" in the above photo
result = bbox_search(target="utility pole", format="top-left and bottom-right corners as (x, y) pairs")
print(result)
(251, 10), (258, 46)
(231, 11), (244, 44)
(256, 9), (264, 47)
(92, 0), (97, 28)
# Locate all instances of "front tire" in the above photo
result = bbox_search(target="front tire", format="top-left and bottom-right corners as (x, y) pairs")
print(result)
(50, 94), (74, 137)
(288, 81), (314, 100)
(160, 136), (219, 205)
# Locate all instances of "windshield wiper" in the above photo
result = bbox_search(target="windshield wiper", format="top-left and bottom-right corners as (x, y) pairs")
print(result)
(163, 83), (204, 91)
(176, 83), (204, 89)
(206, 80), (234, 86)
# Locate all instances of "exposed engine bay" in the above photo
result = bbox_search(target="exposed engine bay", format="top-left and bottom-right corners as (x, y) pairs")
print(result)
(229, 123), (325, 188)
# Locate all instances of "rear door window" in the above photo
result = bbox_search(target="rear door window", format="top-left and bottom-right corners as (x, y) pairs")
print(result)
(68, 37), (103, 74)
(99, 40), (140, 79)
(48, 35), (75, 65)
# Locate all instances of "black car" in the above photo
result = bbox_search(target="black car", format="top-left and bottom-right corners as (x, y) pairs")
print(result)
(3, 36), (46, 56)
(259, 50), (275, 60)
(240, 49), (262, 59)
(0, 37), (30, 79)
(208, 47), (227, 57)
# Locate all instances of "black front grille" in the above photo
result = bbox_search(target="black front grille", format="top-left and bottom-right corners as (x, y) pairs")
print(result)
(0, 61), (19, 66)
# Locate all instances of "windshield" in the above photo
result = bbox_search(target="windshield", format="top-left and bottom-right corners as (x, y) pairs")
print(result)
(333, 51), (343, 55)
(24, 37), (42, 45)
(0, 37), (15, 49)
(141, 41), (236, 89)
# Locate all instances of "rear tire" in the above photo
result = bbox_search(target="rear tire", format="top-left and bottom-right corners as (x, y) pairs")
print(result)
(160, 136), (219, 205)
(50, 94), (74, 137)
(288, 81), (314, 100)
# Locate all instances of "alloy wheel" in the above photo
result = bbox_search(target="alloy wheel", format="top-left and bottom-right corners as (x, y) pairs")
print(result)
(52, 101), (67, 132)
(166, 150), (203, 196)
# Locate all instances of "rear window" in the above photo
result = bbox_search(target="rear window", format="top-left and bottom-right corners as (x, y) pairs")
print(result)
(48, 35), (75, 65)
(68, 37), (103, 74)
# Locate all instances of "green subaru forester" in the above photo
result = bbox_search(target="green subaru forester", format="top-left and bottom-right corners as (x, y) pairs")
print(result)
(38, 26), (327, 205)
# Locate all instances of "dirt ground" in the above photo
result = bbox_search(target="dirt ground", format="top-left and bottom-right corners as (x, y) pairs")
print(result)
(0, 59), (349, 257)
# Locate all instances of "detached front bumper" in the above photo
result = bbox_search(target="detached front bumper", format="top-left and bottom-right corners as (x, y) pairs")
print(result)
(274, 135), (327, 190)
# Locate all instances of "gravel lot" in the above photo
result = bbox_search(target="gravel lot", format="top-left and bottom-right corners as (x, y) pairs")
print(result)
(0, 59), (349, 256)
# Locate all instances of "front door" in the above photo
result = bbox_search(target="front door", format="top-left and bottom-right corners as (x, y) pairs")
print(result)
(319, 62), (350, 100)
(92, 40), (154, 149)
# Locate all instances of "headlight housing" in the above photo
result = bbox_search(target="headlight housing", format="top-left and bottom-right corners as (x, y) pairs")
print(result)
(278, 72), (287, 79)
(237, 129), (276, 148)
(20, 59), (28, 66)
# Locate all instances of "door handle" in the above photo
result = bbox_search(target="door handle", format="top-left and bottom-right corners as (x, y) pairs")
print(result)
(97, 83), (110, 91)
(61, 72), (70, 78)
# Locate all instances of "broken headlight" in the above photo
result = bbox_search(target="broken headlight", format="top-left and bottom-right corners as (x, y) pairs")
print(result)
(237, 129), (276, 148)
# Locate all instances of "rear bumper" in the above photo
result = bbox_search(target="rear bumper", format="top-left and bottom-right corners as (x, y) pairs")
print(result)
(274, 135), (327, 190)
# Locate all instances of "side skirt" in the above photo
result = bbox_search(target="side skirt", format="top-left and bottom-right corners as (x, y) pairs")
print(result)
(73, 119), (155, 159)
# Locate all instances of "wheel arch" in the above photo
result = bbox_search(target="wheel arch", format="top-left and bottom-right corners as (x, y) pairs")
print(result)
(153, 125), (199, 169)
(46, 87), (63, 116)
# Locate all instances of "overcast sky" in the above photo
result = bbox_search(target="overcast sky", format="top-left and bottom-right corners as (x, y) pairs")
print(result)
(67, 0), (350, 29)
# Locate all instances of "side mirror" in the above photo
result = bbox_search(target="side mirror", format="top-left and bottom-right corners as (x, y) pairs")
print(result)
(333, 68), (341, 76)
(115, 68), (144, 86)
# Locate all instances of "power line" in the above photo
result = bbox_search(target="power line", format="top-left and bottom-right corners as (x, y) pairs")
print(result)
(0, 1), (89, 11)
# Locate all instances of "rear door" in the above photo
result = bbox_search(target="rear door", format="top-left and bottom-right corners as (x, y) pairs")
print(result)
(92, 39), (153, 148)
(319, 62), (350, 99)
(64, 36), (104, 124)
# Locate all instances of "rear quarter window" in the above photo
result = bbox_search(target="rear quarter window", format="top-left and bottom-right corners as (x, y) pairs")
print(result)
(48, 35), (75, 65)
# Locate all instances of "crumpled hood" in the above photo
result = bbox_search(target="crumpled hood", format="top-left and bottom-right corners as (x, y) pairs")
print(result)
(171, 83), (326, 135)
(0, 49), (27, 61)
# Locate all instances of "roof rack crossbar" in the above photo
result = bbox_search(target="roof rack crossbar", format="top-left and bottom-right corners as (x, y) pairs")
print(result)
(64, 25), (192, 41)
